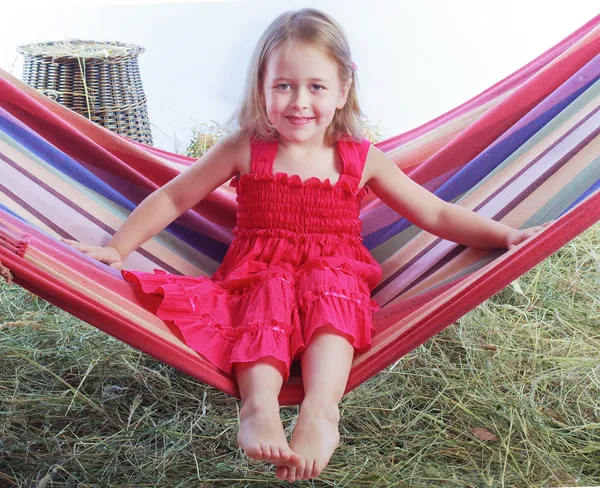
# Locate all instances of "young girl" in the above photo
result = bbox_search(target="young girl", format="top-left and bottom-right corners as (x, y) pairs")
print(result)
(64, 8), (549, 483)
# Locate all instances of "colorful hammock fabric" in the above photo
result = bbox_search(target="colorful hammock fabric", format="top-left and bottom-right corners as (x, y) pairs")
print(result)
(1, 16), (599, 405)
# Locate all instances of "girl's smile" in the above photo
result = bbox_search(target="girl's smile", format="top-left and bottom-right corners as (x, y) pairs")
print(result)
(286, 115), (315, 126)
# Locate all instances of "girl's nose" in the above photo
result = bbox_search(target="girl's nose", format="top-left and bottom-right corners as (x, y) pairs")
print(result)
(290, 89), (309, 110)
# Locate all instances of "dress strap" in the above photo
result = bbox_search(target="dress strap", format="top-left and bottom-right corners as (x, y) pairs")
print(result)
(250, 139), (278, 176)
(337, 138), (371, 191)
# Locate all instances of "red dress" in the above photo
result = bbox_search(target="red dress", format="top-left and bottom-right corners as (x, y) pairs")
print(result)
(122, 137), (382, 382)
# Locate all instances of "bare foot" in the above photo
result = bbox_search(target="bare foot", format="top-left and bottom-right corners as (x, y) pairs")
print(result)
(237, 398), (302, 466)
(275, 398), (340, 482)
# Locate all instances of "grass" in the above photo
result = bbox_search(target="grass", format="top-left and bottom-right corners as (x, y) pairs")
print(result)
(1, 222), (598, 487)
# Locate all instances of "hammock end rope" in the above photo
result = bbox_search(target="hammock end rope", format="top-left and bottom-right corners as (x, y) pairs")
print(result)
(0, 261), (13, 285)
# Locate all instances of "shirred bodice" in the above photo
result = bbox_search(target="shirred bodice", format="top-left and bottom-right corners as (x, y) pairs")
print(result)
(231, 172), (367, 236)
(229, 138), (371, 238)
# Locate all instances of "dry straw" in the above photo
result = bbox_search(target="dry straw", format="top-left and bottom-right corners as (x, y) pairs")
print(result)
(1, 219), (598, 486)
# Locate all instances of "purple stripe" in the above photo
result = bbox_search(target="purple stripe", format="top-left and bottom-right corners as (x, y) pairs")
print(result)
(0, 183), (74, 240)
(0, 152), (182, 275)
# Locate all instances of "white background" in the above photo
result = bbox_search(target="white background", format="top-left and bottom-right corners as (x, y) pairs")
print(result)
(2, 0), (598, 152)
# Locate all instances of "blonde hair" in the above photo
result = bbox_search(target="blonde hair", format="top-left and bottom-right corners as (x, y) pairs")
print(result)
(227, 8), (365, 144)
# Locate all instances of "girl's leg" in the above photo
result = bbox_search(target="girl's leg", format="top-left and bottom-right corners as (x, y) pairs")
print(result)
(234, 357), (302, 466)
(275, 325), (354, 482)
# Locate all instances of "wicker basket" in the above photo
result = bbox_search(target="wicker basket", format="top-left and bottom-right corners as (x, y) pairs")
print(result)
(18, 40), (153, 145)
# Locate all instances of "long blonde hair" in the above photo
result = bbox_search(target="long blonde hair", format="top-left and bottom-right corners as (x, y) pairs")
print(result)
(227, 8), (365, 144)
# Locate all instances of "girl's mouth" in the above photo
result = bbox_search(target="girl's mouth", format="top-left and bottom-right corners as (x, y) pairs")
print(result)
(286, 116), (314, 125)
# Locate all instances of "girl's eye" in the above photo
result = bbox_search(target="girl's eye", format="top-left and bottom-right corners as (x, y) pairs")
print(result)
(277, 83), (291, 90)
(312, 84), (324, 91)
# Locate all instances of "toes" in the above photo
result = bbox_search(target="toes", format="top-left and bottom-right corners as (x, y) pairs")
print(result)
(278, 459), (326, 481)
(243, 443), (263, 460)
(243, 442), (303, 467)
(275, 447), (289, 463)
(275, 466), (288, 480)
(261, 444), (271, 459)
(286, 469), (297, 483)
(303, 460), (315, 480)
(311, 461), (326, 479)
(269, 445), (281, 462)
(287, 463), (304, 483)
(287, 451), (302, 466)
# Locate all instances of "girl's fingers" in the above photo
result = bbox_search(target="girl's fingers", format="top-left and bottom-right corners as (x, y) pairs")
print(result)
(66, 241), (97, 253)
(62, 239), (97, 253)
(509, 221), (554, 250)
(83, 243), (103, 253)
(86, 250), (104, 260)
(62, 238), (85, 250)
(61, 239), (120, 268)
(87, 250), (118, 264)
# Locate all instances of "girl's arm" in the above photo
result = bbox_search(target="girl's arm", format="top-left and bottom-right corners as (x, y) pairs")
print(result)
(66, 135), (247, 264)
(364, 146), (547, 250)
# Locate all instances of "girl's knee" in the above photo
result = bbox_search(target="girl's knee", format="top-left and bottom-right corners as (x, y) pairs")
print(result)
(233, 356), (289, 384)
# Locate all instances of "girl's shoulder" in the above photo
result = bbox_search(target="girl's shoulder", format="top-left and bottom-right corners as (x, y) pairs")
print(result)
(361, 140), (389, 185)
(216, 132), (252, 176)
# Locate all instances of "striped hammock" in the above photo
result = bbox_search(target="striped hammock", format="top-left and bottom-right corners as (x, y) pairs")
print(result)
(1, 16), (599, 405)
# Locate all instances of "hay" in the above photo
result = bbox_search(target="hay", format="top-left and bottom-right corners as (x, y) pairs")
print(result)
(17, 40), (143, 61)
(1, 222), (598, 486)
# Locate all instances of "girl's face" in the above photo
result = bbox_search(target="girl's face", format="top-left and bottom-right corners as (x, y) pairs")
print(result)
(261, 41), (350, 145)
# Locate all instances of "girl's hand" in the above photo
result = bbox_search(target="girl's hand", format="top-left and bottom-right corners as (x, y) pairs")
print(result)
(61, 239), (123, 269)
(505, 220), (555, 250)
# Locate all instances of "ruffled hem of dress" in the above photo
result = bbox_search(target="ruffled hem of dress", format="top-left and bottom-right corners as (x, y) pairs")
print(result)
(298, 284), (380, 312)
(122, 269), (302, 382)
(295, 258), (383, 294)
(295, 286), (378, 357)
(230, 171), (367, 198)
